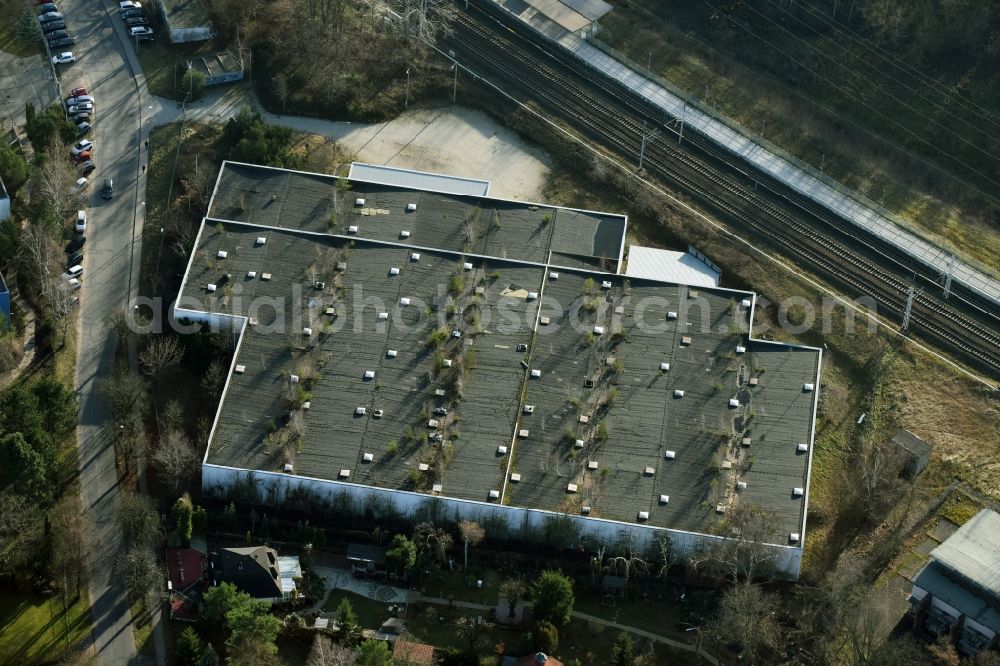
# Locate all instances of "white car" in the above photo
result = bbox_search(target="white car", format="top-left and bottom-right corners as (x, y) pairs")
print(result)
(119, 1), (140, 11)
(65, 95), (94, 107)
(71, 177), (89, 193)
(67, 103), (94, 114)
(129, 26), (153, 37)
(75, 210), (87, 232)
(70, 140), (93, 156)
(52, 52), (75, 65)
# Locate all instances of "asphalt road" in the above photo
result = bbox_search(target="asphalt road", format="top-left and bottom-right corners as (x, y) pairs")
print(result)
(59, 0), (152, 663)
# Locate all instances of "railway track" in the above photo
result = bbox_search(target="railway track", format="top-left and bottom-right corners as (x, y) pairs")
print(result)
(445, 3), (1000, 380)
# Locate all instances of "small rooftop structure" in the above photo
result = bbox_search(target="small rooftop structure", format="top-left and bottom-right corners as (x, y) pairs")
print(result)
(625, 245), (721, 288)
(891, 429), (932, 477)
(156, 0), (212, 43)
(348, 162), (490, 198)
(187, 51), (243, 87)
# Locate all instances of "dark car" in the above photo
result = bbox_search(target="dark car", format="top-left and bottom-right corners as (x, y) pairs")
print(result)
(135, 34), (154, 43)
(120, 8), (144, 18)
(45, 30), (70, 41)
(101, 178), (113, 199)
(125, 17), (149, 27)
(66, 235), (86, 253)
(77, 160), (96, 175)
(41, 20), (65, 33)
(37, 2), (58, 12)
(38, 12), (63, 23)
(76, 121), (92, 136)
(70, 112), (91, 123)
(48, 36), (75, 48)
(67, 251), (84, 268)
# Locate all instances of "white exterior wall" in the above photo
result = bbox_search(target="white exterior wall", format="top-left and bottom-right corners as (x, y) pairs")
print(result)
(202, 463), (804, 578)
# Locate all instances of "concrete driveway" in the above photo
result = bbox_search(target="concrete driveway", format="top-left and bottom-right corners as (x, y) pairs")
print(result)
(57, 0), (153, 663)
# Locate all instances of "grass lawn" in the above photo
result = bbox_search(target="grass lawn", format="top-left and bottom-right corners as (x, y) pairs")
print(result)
(417, 567), (502, 606)
(321, 589), (394, 629)
(134, 37), (230, 100)
(0, 591), (90, 664)
(0, 0), (42, 58)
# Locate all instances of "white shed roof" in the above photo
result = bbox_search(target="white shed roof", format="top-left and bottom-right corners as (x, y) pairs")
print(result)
(348, 162), (490, 198)
(625, 246), (720, 288)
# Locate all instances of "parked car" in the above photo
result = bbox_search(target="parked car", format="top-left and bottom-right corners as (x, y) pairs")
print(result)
(66, 235), (86, 253)
(67, 251), (84, 268)
(120, 8), (144, 18)
(67, 102), (94, 114)
(129, 26), (153, 37)
(48, 37), (76, 48)
(51, 51), (75, 65)
(37, 11), (62, 22)
(119, 0), (140, 10)
(77, 160), (96, 175)
(101, 178), (113, 199)
(36, 0), (53, 5)
(66, 95), (94, 107)
(37, 3), (58, 13)
(135, 33), (154, 43)
(41, 20), (65, 33)
(75, 210), (87, 232)
(67, 86), (88, 97)
(125, 17), (149, 27)
(75, 122), (92, 136)
(71, 177), (89, 193)
(71, 151), (91, 165)
(70, 140), (93, 155)
(64, 277), (81, 290)
(66, 264), (84, 279)
(45, 30), (70, 42)
(69, 112), (91, 123)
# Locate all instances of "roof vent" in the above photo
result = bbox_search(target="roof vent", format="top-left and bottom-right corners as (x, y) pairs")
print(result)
(302, 401), (311, 410)
(206, 283), (217, 292)
(721, 460), (733, 469)
(797, 442), (809, 453)
(729, 398), (739, 408)
(289, 374), (300, 383)
(593, 326), (605, 335)
(644, 466), (655, 476)
(355, 407), (367, 416)
(347, 225), (359, 234)
(517, 343), (528, 352)
(804, 383), (815, 392)
(389, 267), (400, 276)
(325, 307), (336, 316)
(566, 483), (578, 493)
(400, 297), (411, 306)
(664, 450), (675, 460)
(406, 203), (417, 212)
(680, 336), (692, 345)
(549, 272), (559, 280)
(247, 270), (257, 279)
(372, 409), (383, 418)
(463, 262), (473, 270)
(475, 286), (485, 295)
(255, 237), (267, 246)
(659, 495), (669, 504)
(336, 262), (347, 271)
(363, 370), (375, 380)
(527, 291), (538, 300)
(637, 511), (649, 521)
(689, 290), (700, 299)
(387, 350), (398, 358)
(410, 252), (420, 261)
(261, 272), (272, 281)
(789, 533), (800, 543)
(539, 316), (551, 326)
(354, 198), (366, 206)
(363, 452), (374, 463)
(716, 504), (726, 514)
(579, 415), (589, 424)
(510, 473), (521, 483)
(432, 484), (443, 493)
(418, 463), (429, 472)
(587, 461), (599, 470)
(235, 364), (245, 374)
(498, 445), (508, 455)
(434, 389), (446, 397)
(601, 280), (612, 289)
(488, 490), (500, 500)
(660, 362), (670, 371)
(303, 327), (313, 336)
(736, 345), (746, 354)
(674, 389), (685, 398)
(737, 481), (747, 491)
(581, 506), (591, 515)
(741, 437), (752, 447)
(428, 419), (440, 428)
(339, 469), (351, 479)
(315, 281), (325, 290)
(377, 312), (388, 321)
(283, 463), (293, 473)
(518, 429), (530, 438)
(530, 369), (541, 378)
(793, 487), (804, 497)
(452, 330), (461, 338)
(749, 377), (759, 386)
(442, 359), (453, 368)
(605, 356), (616, 367)
(400, 230), (411, 238)
(217, 250), (228, 259)
(524, 405), (535, 414)
(741, 298), (752, 308)
(574, 439), (585, 449)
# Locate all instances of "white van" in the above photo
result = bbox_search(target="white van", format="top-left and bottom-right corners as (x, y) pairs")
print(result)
(67, 264), (84, 279)
(75, 210), (87, 232)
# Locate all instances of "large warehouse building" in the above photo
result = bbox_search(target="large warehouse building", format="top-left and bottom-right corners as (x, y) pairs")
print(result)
(178, 161), (822, 578)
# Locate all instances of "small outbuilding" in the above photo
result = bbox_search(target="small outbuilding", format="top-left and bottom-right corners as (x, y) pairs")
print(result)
(891, 429), (932, 477)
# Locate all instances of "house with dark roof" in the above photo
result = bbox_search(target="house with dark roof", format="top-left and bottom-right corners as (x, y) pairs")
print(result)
(910, 509), (1000, 655)
(209, 546), (301, 603)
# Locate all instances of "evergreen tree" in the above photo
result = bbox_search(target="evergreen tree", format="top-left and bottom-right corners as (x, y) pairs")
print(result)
(612, 631), (634, 666)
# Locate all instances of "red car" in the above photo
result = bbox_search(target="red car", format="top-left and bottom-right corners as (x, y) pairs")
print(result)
(71, 150), (91, 164)
(67, 86), (88, 97)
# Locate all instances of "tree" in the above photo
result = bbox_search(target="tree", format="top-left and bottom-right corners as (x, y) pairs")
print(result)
(611, 631), (634, 666)
(50, 494), (85, 599)
(177, 626), (204, 666)
(99, 368), (148, 421)
(530, 570), (574, 626)
(0, 488), (42, 576)
(199, 643), (220, 666)
(227, 635), (284, 666)
(335, 597), (361, 644)
(139, 335), (184, 384)
(385, 534), (417, 576)
(707, 582), (780, 661)
(182, 69), (207, 98)
(118, 491), (160, 549)
(115, 544), (159, 610)
(226, 598), (282, 653)
(174, 494), (194, 546)
(201, 581), (247, 628)
(0, 144), (29, 193)
(533, 620), (559, 654)
(0, 432), (52, 504)
(16, 9), (41, 42)
(307, 634), (355, 666)
(455, 615), (492, 654)
(689, 503), (778, 582)
(457, 520), (484, 570)
(356, 639), (393, 666)
(151, 428), (198, 496)
(412, 522), (452, 564)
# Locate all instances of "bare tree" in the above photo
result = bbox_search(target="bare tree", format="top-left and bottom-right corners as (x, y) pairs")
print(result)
(117, 491), (161, 550)
(412, 522), (452, 564)
(50, 495), (86, 600)
(457, 519), (484, 570)
(845, 438), (903, 523)
(454, 615), (492, 654)
(0, 489), (42, 577)
(689, 503), (778, 582)
(307, 634), (355, 666)
(139, 335), (184, 384)
(389, 0), (453, 42)
(706, 581), (781, 661)
(32, 148), (79, 217)
(200, 359), (226, 400)
(115, 543), (159, 610)
(99, 366), (148, 419)
(150, 428), (199, 496)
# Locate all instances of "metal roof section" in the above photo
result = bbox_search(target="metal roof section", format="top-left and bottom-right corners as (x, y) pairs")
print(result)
(930, 509), (1000, 598)
(348, 162), (491, 198)
(625, 246), (721, 288)
(913, 561), (1000, 635)
(509, 16), (1000, 306)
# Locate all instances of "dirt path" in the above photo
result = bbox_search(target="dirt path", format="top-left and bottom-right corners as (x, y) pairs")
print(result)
(0, 306), (36, 391)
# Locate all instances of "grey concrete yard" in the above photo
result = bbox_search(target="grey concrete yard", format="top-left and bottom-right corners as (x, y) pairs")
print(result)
(0, 50), (59, 130)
